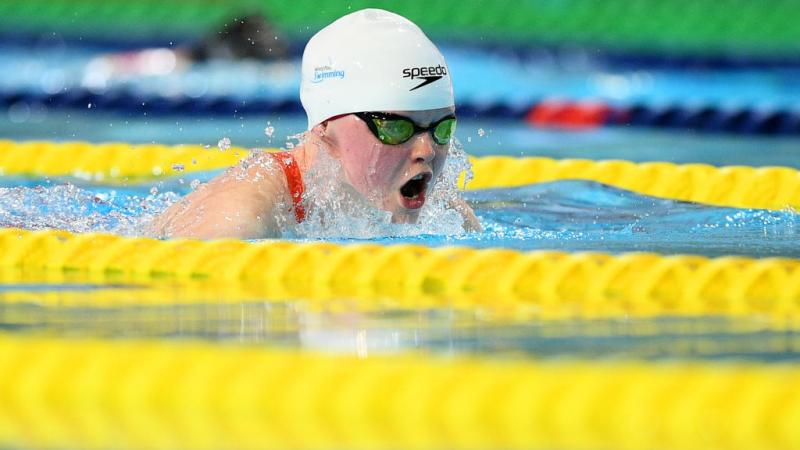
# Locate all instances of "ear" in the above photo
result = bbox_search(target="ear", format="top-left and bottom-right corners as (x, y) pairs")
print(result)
(311, 121), (329, 138)
(312, 121), (340, 155)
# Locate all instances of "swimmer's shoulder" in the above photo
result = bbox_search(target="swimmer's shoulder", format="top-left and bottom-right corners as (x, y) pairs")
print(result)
(229, 150), (297, 204)
(147, 151), (295, 239)
(211, 151), (298, 231)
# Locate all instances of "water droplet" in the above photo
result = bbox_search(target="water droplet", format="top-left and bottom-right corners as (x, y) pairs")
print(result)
(264, 121), (275, 138)
(477, 128), (485, 137)
(217, 137), (231, 151)
(87, 103), (93, 109)
(190, 179), (201, 190)
(149, 186), (158, 195)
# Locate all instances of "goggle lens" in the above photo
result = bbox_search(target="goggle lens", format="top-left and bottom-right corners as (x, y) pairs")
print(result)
(373, 117), (416, 145)
(433, 118), (456, 145)
(358, 112), (457, 146)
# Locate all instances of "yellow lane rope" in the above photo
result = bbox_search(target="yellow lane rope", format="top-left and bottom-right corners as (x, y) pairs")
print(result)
(0, 140), (244, 180)
(1, 228), (798, 320)
(470, 156), (800, 211)
(0, 334), (798, 450)
(1, 140), (799, 210)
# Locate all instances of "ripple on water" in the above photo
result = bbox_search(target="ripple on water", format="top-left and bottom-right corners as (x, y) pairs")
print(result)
(0, 182), (179, 235)
(0, 150), (797, 258)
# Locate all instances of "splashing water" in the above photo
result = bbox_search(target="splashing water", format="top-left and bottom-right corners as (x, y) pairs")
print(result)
(0, 182), (179, 235)
(292, 138), (474, 239)
(217, 137), (231, 151)
(264, 121), (275, 141)
(0, 134), (796, 257)
(284, 131), (305, 150)
(0, 172), (796, 257)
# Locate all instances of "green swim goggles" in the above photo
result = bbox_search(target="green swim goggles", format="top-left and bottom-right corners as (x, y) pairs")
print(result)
(354, 112), (457, 145)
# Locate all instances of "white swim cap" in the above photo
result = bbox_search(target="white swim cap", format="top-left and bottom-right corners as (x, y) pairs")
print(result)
(300, 9), (454, 130)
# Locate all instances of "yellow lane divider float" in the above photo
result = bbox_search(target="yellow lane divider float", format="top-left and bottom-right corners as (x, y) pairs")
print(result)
(0, 334), (798, 450)
(0, 139), (245, 180)
(1, 228), (799, 320)
(1, 139), (799, 210)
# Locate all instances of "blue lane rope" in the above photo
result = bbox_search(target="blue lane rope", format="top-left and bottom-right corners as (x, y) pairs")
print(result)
(4, 87), (800, 136)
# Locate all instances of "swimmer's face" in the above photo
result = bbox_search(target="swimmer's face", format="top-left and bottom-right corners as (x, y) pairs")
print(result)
(320, 107), (454, 223)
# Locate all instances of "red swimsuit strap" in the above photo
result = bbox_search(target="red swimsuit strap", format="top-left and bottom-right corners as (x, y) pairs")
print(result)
(271, 151), (306, 223)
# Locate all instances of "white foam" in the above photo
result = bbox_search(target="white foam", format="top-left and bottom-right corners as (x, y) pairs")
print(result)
(291, 138), (474, 239)
(0, 183), (180, 236)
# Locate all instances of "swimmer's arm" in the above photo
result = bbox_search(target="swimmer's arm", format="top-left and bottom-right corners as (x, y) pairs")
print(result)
(450, 197), (482, 232)
(147, 160), (284, 239)
(174, 188), (277, 239)
(148, 183), (278, 239)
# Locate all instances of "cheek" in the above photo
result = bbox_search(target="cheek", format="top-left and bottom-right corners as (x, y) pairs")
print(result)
(328, 119), (411, 196)
(331, 126), (378, 188)
(338, 142), (404, 194)
(363, 149), (406, 189)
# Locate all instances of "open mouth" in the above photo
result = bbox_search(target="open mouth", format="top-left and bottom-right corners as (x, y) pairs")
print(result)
(398, 172), (431, 209)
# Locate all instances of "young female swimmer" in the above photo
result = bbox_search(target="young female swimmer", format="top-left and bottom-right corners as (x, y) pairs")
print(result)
(148, 9), (481, 239)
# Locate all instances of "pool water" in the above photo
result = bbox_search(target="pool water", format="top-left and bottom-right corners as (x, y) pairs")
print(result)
(1, 173), (797, 258)
(1, 38), (799, 365)
(4, 8), (800, 450)
(2, 299), (798, 361)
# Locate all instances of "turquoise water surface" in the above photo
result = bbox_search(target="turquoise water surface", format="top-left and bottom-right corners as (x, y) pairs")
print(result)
(1, 173), (797, 258)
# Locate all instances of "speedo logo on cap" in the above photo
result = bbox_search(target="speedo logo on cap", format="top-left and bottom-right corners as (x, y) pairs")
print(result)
(402, 65), (448, 91)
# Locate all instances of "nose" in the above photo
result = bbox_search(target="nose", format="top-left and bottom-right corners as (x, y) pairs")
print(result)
(409, 132), (436, 163)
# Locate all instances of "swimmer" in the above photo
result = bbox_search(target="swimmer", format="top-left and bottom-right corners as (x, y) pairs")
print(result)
(148, 8), (481, 239)
(85, 14), (287, 81)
